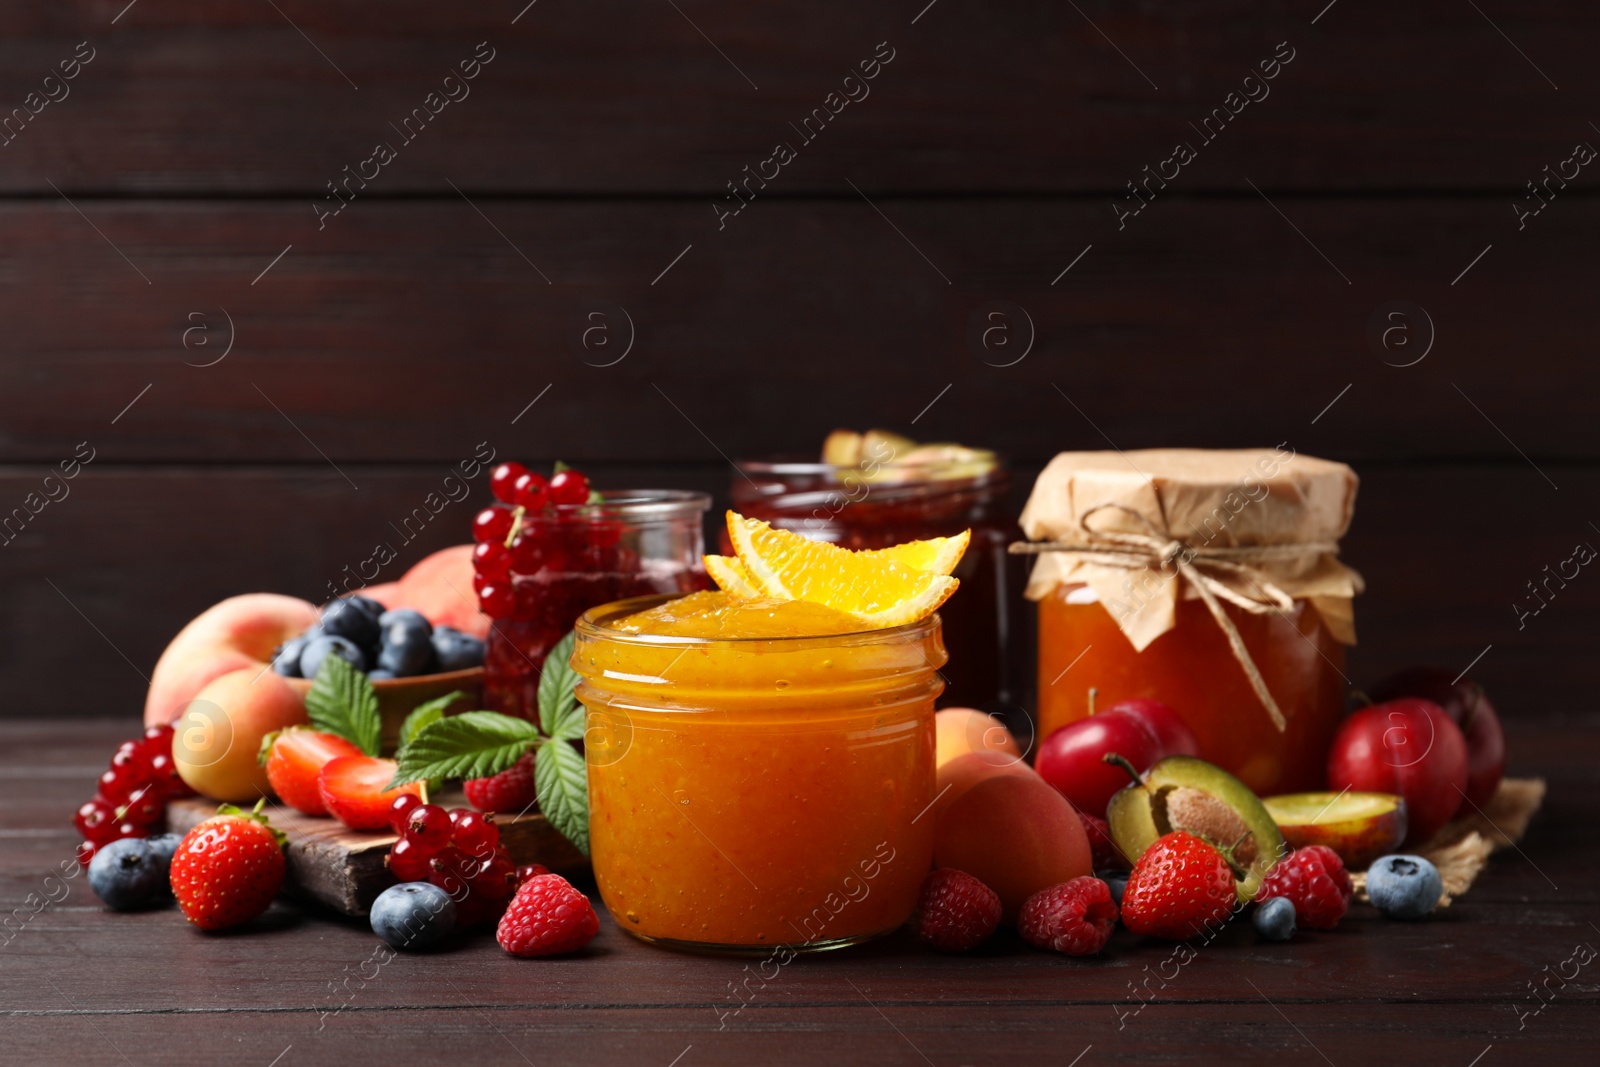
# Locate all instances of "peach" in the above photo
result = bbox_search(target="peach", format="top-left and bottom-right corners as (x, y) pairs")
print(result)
(173, 667), (310, 801)
(934, 773), (1092, 920)
(933, 751), (1038, 828)
(396, 545), (490, 639)
(359, 582), (403, 608)
(144, 593), (321, 727)
(935, 707), (1021, 770)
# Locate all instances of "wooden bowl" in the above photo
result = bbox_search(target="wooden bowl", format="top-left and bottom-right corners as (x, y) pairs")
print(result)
(285, 666), (484, 754)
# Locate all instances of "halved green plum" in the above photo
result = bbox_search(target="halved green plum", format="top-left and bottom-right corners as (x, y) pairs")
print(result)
(1263, 791), (1407, 870)
(1106, 755), (1285, 901)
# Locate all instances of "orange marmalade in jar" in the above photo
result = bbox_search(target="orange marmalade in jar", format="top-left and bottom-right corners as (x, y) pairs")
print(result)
(572, 591), (945, 953)
(1019, 448), (1363, 796)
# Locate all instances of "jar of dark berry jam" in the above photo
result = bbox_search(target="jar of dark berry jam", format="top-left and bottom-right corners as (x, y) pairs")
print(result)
(729, 456), (1022, 715)
(482, 489), (711, 720)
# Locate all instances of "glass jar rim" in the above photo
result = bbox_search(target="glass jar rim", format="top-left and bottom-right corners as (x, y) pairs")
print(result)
(575, 593), (941, 651)
(561, 488), (711, 521)
(732, 456), (1008, 510)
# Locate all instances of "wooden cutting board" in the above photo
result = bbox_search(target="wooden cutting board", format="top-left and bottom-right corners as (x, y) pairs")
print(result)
(167, 793), (587, 917)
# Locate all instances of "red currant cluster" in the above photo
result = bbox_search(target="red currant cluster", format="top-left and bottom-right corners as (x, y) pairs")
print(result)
(385, 795), (543, 928)
(472, 462), (630, 620)
(72, 724), (196, 866)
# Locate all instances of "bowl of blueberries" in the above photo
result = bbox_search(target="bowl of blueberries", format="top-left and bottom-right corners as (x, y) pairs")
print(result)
(269, 594), (486, 749)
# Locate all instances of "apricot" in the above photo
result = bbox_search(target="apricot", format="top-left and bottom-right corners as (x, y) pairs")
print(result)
(173, 667), (309, 801)
(145, 593), (321, 727)
(933, 751), (1038, 827)
(934, 707), (1021, 770)
(934, 773), (1092, 920)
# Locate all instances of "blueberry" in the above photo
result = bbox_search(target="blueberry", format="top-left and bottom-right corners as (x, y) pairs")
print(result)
(368, 668), (396, 681)
(145, 833), (182, 871)
(370, 882), (456, 950)
(379, 624), (435, 677)
(378, 608), (431, 633)
(345, 595), (387, 621)
(1253, 895), (1296, 941)
(432, 627), (485, 672)
(1096, 870), (1128, 908)
(300, 634), (367, 679)
(271, 635), (310, 678)
(320, 597), (381, 651)
(1366, 854), (1442, 920)
(88, 838), (168, 910)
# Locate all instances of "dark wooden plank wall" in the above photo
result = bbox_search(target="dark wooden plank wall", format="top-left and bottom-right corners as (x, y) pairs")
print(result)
(1, 1), (1593, 719)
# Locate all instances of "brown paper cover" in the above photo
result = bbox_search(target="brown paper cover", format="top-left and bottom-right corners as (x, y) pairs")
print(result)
(1019, 446), (1364, 649)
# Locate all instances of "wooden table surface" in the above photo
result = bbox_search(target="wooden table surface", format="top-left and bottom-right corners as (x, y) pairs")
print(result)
(3, 716), (1595, 1067)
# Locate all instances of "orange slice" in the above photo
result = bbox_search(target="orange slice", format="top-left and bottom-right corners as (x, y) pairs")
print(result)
(703, 554), (763, 597)
(863, 530), (970, 577)
(726, 512), (962, 628)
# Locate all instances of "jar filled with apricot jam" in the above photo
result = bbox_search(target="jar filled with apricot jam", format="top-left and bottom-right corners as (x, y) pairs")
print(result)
(1020, 448), (1363, 796)
(572, 591), (946, 953)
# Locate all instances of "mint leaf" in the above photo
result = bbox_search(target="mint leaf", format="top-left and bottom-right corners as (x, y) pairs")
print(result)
(399, 691), (466, 749)
(389, 711), (541, 787)
(535, 738), (589, 856)
(537, 630), (583, 741)
(305, 655), (381, 757)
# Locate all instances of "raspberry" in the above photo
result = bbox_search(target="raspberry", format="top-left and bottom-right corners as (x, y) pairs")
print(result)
(1018, 876), (1119, 956)
(914, 868), (1002, 953)
(464, 752), (539, 814)
(1256, 845), (1352, 930)
(496, 874), (600, 957)
(1076, 809), (1128, 871)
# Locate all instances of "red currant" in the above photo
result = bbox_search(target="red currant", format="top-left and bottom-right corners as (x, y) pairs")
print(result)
(472, 540), (511, 583)
(517, 863), (550, 883)
(403, 804), (453, 852)
(76, 841), (98, 868)
(97, 768), (135, 805)
(119, 785), (164, 828)
(451, 810), (499, 858)
(147, 752), (193, 798)
(74, 798), (116, 842)
(549, 469), (591, 506)
(111, 741), (152, 781)
(477, 582), (515, 619)
(508, 534), (543, 574)
(388, 792), (423, 835)
(141, 724), (175, 757)
(387, 837), (433, 882)
(489, 461), (529, 505)
(512, 471), (550, 511)
(468, 853), (519, 901)
(427, 846), (472, 898)
(110, 820), (144, 842)
(473, 506), (515, 544)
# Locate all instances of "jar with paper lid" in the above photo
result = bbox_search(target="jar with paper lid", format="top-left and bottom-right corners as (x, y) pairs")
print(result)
(1016, 447), (1364, 795)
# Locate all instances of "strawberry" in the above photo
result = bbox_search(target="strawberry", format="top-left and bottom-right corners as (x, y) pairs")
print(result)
(260, 728), (361, 816)
(169, 801), (286, 931)
(1119, 831), (1238, 940)
(318, 755), (422, 831)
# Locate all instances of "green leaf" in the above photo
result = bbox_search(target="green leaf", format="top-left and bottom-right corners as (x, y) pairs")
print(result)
(305, 655), (381, 757)
(399, 691), (465, 749)
(535, 738), (589, 856)
(388, 711), (541, 788)
(536, 630), (584, 741)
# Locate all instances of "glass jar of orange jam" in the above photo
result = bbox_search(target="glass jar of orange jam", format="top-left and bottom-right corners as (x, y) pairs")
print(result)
(1036, 587), (1346, 794)
(572, 591), (945, 953)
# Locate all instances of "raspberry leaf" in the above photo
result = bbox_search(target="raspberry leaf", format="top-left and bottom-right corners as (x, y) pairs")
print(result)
(536, 630), (584, 742)
(399, 691), (467, 749)
(388, 711), (542, 787)
(305, 655), (381, 757)
(534, 737), (589, 856)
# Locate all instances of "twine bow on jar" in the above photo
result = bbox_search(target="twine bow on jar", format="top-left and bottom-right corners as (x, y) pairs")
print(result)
(1009, 504), (1343, 732)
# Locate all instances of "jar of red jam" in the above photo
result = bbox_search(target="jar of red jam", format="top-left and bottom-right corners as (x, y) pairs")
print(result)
(482, 489), (711, 719)
(1019, 448), (1363, 795)
(730, 445), (1022, 714)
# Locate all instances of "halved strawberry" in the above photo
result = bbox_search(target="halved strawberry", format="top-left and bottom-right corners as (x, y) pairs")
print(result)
(317, 756), (421, 831)
(261, 728), (361, 816)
